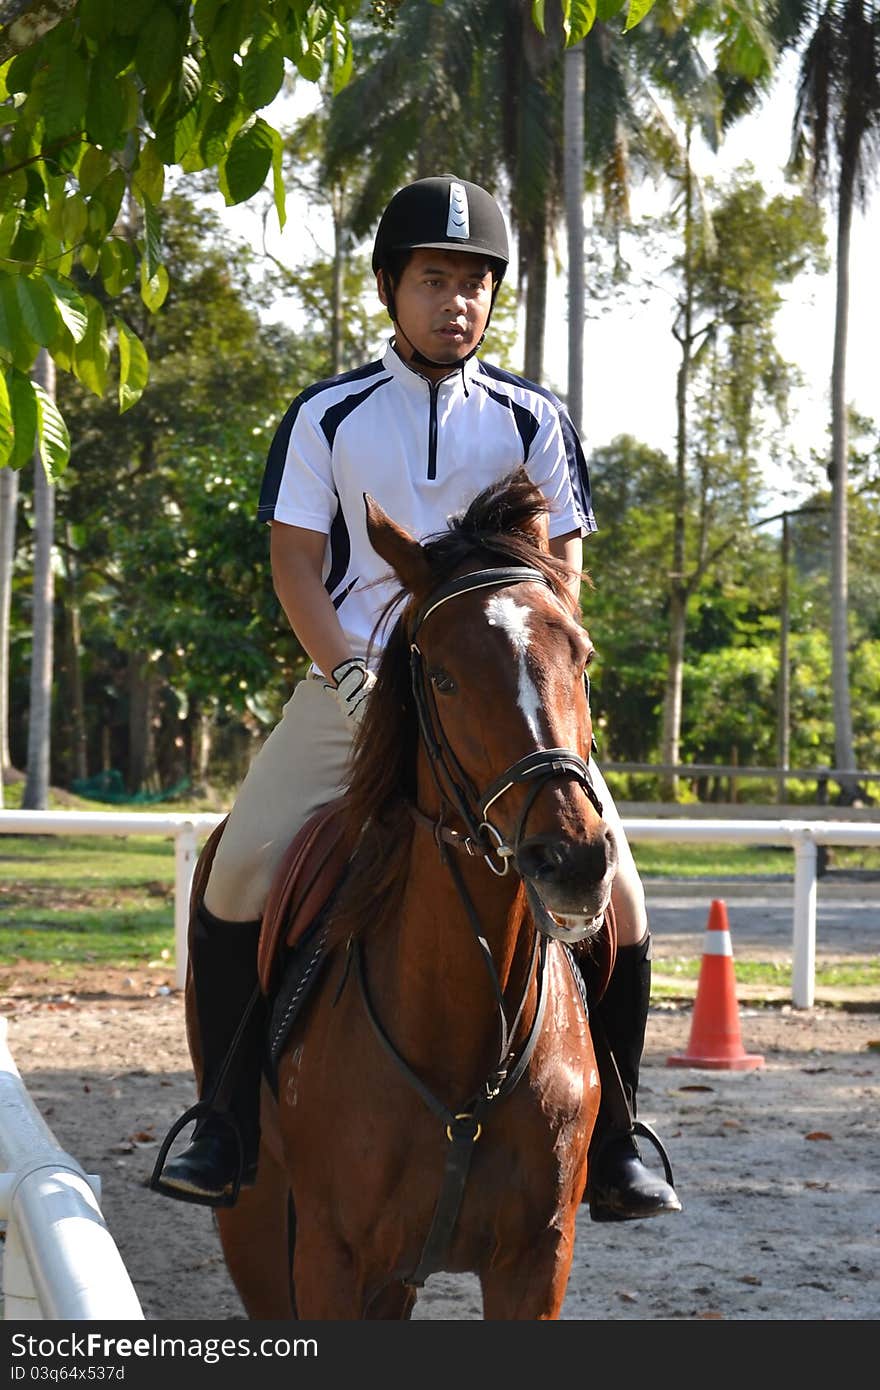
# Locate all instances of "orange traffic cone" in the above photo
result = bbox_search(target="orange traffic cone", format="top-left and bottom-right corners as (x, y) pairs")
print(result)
(667, 898), (764, 1071)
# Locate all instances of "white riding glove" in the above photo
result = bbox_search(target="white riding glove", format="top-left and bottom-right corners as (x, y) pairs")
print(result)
(325, 657), (376, 728)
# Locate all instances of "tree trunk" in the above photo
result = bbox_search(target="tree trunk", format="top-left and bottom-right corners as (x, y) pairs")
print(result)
(523, 232), (547, 384)
(330, 181), (345, 376)
(828, 164), (856, 798)
(63, 521), (88, 782)
(563, 40), (586, 435)
(0, 463), (19, 807)
(23, 349), (55, 809)
(127, 651), (158, 794)
(660, 131), (694, 801)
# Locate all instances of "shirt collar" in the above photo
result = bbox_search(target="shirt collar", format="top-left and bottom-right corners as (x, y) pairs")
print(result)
(382, 339), (481, 393)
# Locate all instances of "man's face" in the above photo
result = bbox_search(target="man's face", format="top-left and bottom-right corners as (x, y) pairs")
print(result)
(378, 247), (495, 377)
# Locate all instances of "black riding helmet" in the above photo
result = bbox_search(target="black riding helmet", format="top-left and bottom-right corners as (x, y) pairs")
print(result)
(373, 175), (510, 370)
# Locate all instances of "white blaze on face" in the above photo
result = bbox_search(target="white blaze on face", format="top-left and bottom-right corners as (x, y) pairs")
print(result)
(485, 593), (543, 743)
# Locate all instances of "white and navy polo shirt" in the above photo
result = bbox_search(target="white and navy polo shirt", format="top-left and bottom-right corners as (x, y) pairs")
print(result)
(258, 341), (596, 671)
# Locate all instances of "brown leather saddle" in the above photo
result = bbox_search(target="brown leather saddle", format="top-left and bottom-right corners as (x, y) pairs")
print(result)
(190, 796), (353, 999)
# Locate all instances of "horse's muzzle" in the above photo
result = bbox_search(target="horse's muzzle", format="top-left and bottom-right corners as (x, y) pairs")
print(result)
(518, 833), (617, 943)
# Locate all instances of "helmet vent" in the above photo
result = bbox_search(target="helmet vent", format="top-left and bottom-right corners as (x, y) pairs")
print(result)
(446, 182), (469, 240)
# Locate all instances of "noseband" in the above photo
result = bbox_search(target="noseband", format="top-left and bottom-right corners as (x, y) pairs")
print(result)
(408, 566), (603, 876)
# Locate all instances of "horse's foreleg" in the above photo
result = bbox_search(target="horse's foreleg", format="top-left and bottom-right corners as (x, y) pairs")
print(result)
(363, 1281), (418, 1320)
(292, 1227), (415, 1320)
(216, 1109), (297, 1319)
(479, 1222), (577, 1321)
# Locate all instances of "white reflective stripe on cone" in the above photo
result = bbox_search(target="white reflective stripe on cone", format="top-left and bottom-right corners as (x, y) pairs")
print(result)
(702, 930), (733, 956)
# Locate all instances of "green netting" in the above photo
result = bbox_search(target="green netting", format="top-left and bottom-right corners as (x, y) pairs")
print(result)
(70, 771), (191, 805)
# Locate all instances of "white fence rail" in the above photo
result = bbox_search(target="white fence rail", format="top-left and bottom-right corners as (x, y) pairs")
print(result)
(1, 809), (879, 1007)
(0, 1017), (144, 1320)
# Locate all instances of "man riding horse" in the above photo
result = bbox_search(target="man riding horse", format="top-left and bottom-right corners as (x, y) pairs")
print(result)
(152, 174), (681, 1225)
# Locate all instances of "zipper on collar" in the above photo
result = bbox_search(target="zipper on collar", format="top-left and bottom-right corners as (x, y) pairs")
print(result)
(427, 380), (439, 480)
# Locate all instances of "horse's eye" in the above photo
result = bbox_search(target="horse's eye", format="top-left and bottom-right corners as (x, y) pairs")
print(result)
(430, 669), (456, 694)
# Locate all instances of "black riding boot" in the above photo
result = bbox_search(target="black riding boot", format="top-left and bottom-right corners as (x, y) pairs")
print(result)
(586, 933), (682, 1222)
(150, 902), (265, 1208)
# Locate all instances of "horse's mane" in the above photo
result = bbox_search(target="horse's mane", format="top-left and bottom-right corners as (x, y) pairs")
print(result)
(328, 469), (584, 945)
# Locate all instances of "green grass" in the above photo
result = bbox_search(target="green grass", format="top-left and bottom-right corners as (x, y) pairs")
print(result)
(0, 833), (179, 973)
(652, 956), (880, 993)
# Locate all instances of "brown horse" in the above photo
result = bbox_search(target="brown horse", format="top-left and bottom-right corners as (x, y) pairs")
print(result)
(197, 471), (619, 1320)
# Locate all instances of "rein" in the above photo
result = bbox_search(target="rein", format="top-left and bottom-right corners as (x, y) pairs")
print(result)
(351, 564), (604, 1295)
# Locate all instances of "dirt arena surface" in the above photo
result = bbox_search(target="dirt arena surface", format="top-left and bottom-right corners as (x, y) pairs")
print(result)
(2, 948), (878, 1323)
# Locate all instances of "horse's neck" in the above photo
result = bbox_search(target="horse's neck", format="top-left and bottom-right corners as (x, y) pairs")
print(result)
(369, 824), (538, 1079)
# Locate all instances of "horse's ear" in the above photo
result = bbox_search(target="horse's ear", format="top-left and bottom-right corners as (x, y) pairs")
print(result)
(364, 493), (433, 595)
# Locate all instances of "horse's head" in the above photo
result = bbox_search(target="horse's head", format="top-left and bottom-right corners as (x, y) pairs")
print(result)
(362, 469), (617, 945)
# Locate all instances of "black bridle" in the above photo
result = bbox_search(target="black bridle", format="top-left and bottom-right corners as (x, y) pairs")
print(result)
(353, 563), (609, 1299)
(408, 565), (603, 876)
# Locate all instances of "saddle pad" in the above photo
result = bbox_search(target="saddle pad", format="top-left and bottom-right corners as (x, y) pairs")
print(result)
(257, 795), (353, 996)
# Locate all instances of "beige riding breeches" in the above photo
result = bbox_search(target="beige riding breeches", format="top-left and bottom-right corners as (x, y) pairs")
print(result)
(204, 676), (647, 945)
(203, 676), (354, 923)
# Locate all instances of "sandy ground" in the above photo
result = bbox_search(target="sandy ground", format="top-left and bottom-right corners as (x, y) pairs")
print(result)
(2, 943), (878, 1323)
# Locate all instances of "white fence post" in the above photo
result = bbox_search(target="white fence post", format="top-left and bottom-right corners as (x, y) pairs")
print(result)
(792, 831), (818, 1009)
(174, 822), (199, 991)
(0, 1019), (144, 1320)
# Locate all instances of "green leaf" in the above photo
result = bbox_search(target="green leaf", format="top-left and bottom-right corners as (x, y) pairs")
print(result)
(295, 38), (325, 84)
(0, 277), (20, 359)
(241, 28), (285, 111)
(78, 146), (111, 197)
(78, 243), (99, 276)
(99, 238), (137, 296)
(132, 141), (165, 207)
(135, 5), (180, 101)
(222, 117), (276, 205)
(44, 275), (88, 343)
(80, 0), (116, 41)
(8, 367), (38, 469)
(43, 44), (88, 143)
(61, 194), (89, 245)
(5, 47), (39, 96)
(567, 0), (597, 43)
(113, 0), (154, 35)
(115, 317), (149, 412)
(34, 379), (71, 478)
(86, 58), (126, 150)
(531, 0), (546, 34)
(0, 214), (20, 260)
(91, 168), (126, 236)
(73, 298), (110, 397)
(272, 131), (286, 232)
(199, 93), (247, 166)
(193, 0), (225, 40)
(596, 0), (625, 19)
(0, 371), (12, 467)
(143, 198), (162, 279)
(16, 277), (60, 347)
(140, 259), (169, 312)
(329, 19), (353, 96)
(623, 0), (656, 31)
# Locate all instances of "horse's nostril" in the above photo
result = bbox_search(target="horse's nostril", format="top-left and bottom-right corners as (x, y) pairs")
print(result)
(517, 841), (564, 881)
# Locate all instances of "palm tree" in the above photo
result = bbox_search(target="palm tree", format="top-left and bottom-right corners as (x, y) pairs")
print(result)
(787, 0), (880, 797)
(23, 348), (55, 809)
